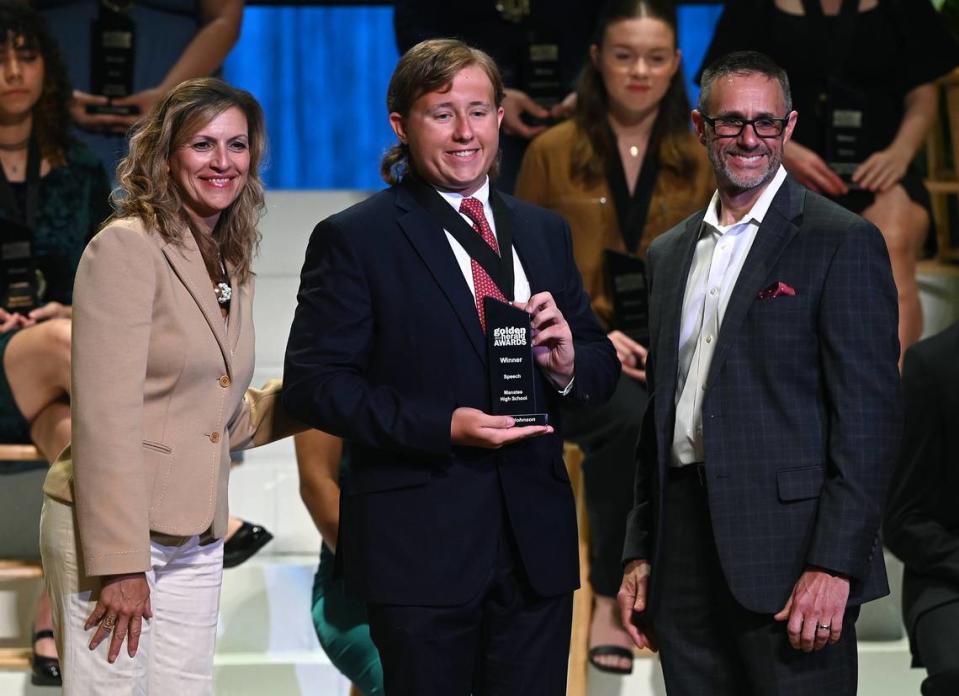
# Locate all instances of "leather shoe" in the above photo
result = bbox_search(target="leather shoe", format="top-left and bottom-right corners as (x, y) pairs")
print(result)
(31, 629), (61, 687)
(223, 521), (273, 568)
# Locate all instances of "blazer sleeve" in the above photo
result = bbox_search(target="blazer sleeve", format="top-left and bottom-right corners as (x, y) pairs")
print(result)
(805, 220), (902, 580)
(71, 225), (156, 576)
(621, 243), (658, 564)
(227, 378), (307, 452)
(282, 217), (454, 457)
(883, 346), (959, 585)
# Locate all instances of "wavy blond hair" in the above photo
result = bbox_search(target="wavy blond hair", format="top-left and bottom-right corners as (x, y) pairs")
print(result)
(111, 78), (267, 283)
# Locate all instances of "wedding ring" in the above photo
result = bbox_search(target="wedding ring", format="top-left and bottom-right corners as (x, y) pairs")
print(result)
(102, 615), (117, 630)
(816, 622), (831, 631)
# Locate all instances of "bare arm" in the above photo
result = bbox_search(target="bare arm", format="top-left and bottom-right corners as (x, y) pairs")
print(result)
(157, 0), (243, 93)
(103, 0), (244, 126)
(853, 83), (938, 192)
(294, 429), (343, 551)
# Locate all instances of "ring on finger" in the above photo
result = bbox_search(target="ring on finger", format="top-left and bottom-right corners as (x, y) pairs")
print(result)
(101, 615), (117, 630)
(816, 622), (831, 632)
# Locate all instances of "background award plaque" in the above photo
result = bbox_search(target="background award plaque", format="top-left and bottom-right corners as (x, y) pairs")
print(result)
(484, 297), (548, 426)
(0, 219), (39, 313)
(89, 2), (138, 116)
(604, 249), (650, 346)
(822, 81), (867, 185)
(521, 33), (562, 127)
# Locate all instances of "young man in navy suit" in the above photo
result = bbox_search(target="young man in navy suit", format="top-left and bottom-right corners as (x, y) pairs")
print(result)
(618, 51), (901, 695)
(283, 39), (618, 696)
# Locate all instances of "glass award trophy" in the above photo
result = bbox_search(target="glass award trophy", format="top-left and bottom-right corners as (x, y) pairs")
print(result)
(822, 80), (867, 185)
(604, 249), (649, 346)
(0, 219), (39, 313)
(89, 0), (137, 116)
(484, 297), (548, 426)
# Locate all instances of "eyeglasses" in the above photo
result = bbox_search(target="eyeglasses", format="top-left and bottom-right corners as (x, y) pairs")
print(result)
(700, 114), (790, 138)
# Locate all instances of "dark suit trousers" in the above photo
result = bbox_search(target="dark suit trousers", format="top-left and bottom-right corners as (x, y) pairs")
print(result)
(650, 465), (860, 696)
(915, 600), (959, 675)
(366, 490), (572, 696)
(563, 373), (648, 596)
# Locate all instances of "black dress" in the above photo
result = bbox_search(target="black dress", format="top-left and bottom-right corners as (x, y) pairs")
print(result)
(0, 142), (111, 442)
(702, 0), (959, 213)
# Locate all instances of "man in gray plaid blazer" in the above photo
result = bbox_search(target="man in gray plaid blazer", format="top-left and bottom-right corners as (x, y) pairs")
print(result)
(617, 51), (901, 695)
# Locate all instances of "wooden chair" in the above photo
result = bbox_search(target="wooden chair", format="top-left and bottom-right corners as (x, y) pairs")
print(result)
(0, 444), (44, 670)
(925, 67), (959, 263)
(564, 443), (656, 696)
(564, 443), (591, 696)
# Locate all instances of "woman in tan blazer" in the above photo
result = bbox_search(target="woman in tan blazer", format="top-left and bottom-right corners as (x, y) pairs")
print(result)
(39, 78), (299, 695)
(515, 0), (713, 676)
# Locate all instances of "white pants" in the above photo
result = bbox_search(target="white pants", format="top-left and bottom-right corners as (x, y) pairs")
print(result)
(40, 496), (224, 696)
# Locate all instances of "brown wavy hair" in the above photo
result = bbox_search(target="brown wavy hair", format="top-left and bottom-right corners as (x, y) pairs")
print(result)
(572, 0), (695, 184)
(0, 0), (72, 166)
(112, 78), (266, 283)
(381, 38), (505, 185)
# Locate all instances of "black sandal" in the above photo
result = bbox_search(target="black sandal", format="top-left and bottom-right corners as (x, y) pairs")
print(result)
(31, 629), (62, 686)
(588, 645), (634, 675)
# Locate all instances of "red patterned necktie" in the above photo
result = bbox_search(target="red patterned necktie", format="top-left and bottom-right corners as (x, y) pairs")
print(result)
(459, 196), (506, 332)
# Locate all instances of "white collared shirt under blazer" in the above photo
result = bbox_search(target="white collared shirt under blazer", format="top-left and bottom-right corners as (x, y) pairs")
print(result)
(671, 166), (788, 466)
(43, 217), (301, 577)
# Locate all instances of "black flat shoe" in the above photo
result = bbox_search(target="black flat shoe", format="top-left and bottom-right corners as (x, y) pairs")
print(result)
(588, 645), (634, 675)
(31, 629), (62, 687)
(223, 521), (273, 568)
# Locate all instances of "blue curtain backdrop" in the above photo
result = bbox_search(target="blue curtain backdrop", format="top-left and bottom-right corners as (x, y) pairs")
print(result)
(223, 4), (723, 190)
(224, 5), (399, 190)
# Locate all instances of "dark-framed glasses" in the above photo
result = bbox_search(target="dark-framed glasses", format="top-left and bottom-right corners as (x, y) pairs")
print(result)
(700, 114), (790, 138)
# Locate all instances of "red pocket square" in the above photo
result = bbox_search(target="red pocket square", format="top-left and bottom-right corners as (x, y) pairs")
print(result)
(757, 281), (797, 300)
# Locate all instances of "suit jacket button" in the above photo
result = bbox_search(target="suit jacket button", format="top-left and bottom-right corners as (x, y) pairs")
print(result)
(210, 432), (221, 443)
(219, 375), (231, 388)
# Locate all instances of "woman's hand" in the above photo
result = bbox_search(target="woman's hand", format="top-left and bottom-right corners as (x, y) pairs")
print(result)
(69, 90), (131, 134)
(17, 302), (71, 328)
(109, 87), (163, 129)
(0, 308), (25, 333)
(782, 141), (847, 197)
(502, 88), (550, 140)
(852, 145), (911, 193)
(608, 330), (647, 382)
(85, 572), (153, 663)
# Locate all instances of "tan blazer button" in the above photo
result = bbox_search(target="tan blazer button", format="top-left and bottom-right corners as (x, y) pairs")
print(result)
(210, 432), (221, 443)
(219, 375), (231, 388)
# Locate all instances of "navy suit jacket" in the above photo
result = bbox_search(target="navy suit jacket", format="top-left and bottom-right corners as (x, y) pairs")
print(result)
(283, 182), (619, 606)
(623, 176), (902, 614)
(884, 322), (959, 662)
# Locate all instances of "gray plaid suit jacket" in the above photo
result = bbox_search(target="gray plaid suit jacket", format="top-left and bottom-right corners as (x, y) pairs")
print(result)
(623, 175), (902, 614)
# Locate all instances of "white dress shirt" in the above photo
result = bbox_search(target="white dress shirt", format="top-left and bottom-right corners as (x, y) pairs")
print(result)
(437, 177), (531, 304)
(436, 178), (573, 395)
(670, 166), (788, 466)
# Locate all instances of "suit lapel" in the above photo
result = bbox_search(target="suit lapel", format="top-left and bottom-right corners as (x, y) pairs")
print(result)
(161, 230), (234, 374)
(707, 177), (804, 386)
(497, 194), (547, 295)
(225, 260), (243, 354)
(396, 186), (487, 365)
(655, 215), (702, 437)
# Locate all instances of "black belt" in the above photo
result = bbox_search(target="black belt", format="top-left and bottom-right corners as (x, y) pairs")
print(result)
(668, 462), (705, 486)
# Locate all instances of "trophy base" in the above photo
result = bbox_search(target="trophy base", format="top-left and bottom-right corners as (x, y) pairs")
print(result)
(509, 413), (549, 427)
(86, 103), (139, 116)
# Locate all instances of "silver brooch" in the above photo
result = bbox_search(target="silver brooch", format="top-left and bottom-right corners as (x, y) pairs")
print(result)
(214, 282), (232, 305)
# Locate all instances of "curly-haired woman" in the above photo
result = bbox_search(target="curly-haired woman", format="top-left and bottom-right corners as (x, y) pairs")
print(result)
(40, 78), (300, 695)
